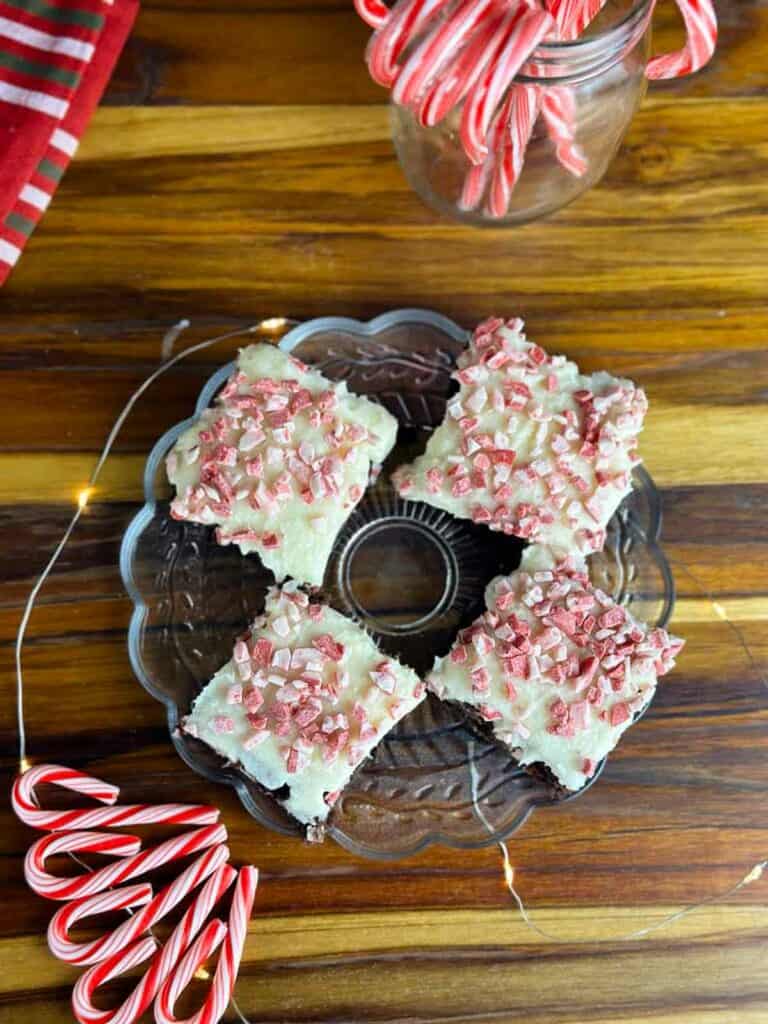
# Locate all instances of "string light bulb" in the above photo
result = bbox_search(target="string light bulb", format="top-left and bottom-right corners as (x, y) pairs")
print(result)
(77, 488), (93, 509)
(258, 317), (288, 333)
(194, 966), (211, 981)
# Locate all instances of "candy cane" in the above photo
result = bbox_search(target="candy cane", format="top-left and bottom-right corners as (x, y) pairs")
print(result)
(459, 82), (510, 210)
(461, 6), (554, 164)
(367, 0), (454, 87)
(72, 936), (160, 1024)
(26, 824), (226, 901)
(393, 0), (499, 108)
(48, 883), (154, 963)
(155, 866), (258, 1024)
(486, 90), (518, 217)
(12, 763), (219, 832)
(646, 0), (716, 79)
(72, 864), (237, 1024)
(24, 830), (141, 899)
(547, 0), (605, 38)
(540, 87), (587, 176)
(48, 845), (229, 964)
(418, 7), (509, 126)
(154, 921), (229, 1024)
(354, 0), (391, 30)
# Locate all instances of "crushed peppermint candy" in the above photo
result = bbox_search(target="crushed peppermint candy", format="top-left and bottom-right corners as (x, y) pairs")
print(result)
(427, 546), (683, 792)
(167, 343), (398, 586)
(183, 584), (426, 827)
(393, 317), (648, 556)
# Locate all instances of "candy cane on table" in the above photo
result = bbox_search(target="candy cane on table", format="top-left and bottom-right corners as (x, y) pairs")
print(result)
(155, 867), (258, 1024)
(367, 0), (454, 87)
(392, 0), (499, 108)
(72, 863), (237, 1024)
(460, 5), (554, 164)
(24, 830), (141, 899)
(71, 936), (160, 1024)
(26, 824), (226, 901)
(153, 921), (228, 1024)
(12, 763), (219, 832)
(354, 0), (391, 30)
(48, 844), (229, 965)
(48, 883), (154, 962)
(646, 0), (716, 79)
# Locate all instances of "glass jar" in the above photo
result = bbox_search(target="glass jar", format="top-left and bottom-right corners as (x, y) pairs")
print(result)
(390, 0), (654, 225)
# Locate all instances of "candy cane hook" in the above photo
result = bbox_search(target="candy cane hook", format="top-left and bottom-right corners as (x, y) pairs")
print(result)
(48, 845), (229, 965)
(354, 0), (391, 29)
(153, 921), (229, 1024)
(12, 763), (219, 832)
(155, 867), (258, 1024)
(71, 864), (237, 1024)
(72, 937), (159, 1024)
(646, 0), (717, 79)
(26, 824), (226, 901)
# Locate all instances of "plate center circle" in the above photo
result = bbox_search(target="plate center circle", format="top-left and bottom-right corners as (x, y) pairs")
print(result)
(340, 517), (458, 635)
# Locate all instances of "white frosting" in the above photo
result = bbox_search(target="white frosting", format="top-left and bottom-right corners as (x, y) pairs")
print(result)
(167, 344), (398, 587)
(185, 585), (426, 825)
(394, 317), (647, 557)
(428, 547), (683, 791)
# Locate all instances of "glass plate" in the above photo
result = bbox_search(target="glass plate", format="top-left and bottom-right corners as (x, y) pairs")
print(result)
(121, 309), (675, 859)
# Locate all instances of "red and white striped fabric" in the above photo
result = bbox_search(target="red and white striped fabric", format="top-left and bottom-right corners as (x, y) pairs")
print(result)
(0, 0), (138, 285)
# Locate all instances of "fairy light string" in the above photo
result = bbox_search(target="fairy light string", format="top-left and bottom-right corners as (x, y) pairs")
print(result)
(11, 319), (768, 1024)
(15, 318), (292, 774)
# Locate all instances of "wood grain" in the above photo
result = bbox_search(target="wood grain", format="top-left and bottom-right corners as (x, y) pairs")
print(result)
(1, 2), (766, 1023)
(4, 99), (768, 330)
(105, 0), (768, 105)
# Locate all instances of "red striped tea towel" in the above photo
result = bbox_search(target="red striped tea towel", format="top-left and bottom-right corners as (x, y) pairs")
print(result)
(0, 0), (138, 284)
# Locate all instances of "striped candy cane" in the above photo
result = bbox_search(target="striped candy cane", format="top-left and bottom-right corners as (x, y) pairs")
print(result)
(393, 0), (499, 107)
(646, 0), (717, 79)
(26, 824), (226, 901)
(458, 69), (513, 210)
(12, 763), (219, 832)
(354, 0), (391, 29)
(48, 883), (154, 963)
(155, 867), (258, 1024)
(153, 921), (229, 1024)
(367, 0), (453, 87)
(547, 0), (605, 37)
(540, 86), (588, 176)
(24, 830), (141, 899)
(485, 82), (544, 217)
(460, 5), (554, 164)
(417, 6), (509, 126)
(71, 864), (237, 1024)
(71, 936), (160, 1024)
(48, 845), (229, 964)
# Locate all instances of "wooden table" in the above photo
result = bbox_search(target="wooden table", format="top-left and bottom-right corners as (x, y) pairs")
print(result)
(2, 1), (767, 1021)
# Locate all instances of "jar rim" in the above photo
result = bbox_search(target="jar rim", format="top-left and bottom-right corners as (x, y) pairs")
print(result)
(527, 0), (653, 62)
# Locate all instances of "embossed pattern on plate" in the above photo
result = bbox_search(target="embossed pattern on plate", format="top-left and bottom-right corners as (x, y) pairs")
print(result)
(121, 309), (675, 859)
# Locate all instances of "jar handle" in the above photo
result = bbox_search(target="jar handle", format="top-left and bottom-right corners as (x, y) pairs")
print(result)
(645, 0), (717, 80)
